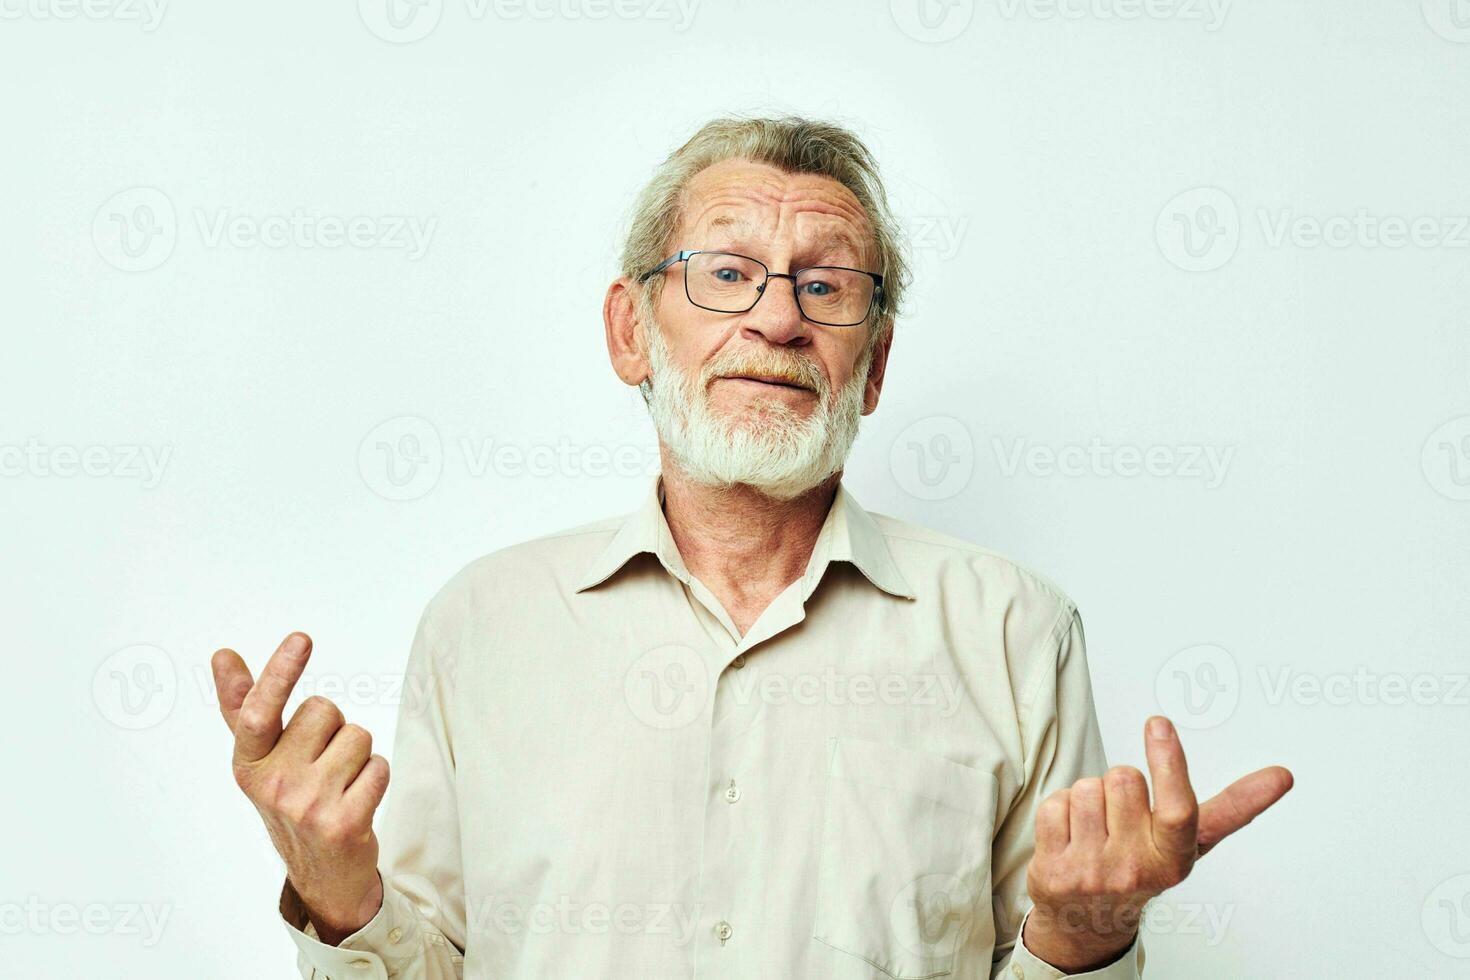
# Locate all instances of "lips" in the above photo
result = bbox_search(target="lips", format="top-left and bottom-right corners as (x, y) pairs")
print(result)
(723, 374), (813, 392)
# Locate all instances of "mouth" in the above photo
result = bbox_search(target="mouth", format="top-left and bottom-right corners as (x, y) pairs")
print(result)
(720, 374), (815, 393)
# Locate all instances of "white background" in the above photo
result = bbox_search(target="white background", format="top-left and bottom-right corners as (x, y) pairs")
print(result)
(3, 1), (1469, 976)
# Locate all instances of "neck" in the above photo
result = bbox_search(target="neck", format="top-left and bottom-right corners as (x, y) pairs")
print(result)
(658, 452), (840, 625)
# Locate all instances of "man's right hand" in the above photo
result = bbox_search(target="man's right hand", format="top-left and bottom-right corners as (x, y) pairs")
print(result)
(212, 632), (390, 946)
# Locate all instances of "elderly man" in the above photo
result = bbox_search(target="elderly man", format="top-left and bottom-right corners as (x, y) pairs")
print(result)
(212, 116), (1292, 979)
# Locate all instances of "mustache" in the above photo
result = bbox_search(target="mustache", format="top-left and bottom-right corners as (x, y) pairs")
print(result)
(700, 348), (828, 393)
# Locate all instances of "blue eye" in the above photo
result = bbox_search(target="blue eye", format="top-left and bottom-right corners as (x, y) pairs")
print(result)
(801, 280), (833, 296)
(714, 268), (743, 283)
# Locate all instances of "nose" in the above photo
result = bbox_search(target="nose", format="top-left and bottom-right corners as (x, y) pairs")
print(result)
(740, 273), (812, 347)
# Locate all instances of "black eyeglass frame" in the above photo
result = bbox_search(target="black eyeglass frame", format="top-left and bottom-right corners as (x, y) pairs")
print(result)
(637, 249), (885, 328)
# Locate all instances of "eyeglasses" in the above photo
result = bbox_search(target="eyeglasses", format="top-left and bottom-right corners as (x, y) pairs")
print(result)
(638, 249), (884, 328)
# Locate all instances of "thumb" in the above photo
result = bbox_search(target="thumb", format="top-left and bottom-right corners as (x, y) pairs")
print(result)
(1197, 765), (1295, 857)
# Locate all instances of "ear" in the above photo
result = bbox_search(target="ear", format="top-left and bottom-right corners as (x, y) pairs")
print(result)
(604, 277), (651, 387)
(860, 331), (893, 416)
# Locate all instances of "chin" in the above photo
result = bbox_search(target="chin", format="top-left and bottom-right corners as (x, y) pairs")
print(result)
(716, 400), (807, 428)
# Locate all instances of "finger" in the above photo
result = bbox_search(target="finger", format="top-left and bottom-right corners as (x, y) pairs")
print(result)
(1197, 765), (1294, 858)
(1068, 777), (1106, 847)
(343, 754), (391, 816)
(317, 722), (374, 790)
(211, 648), (254, 732)
(1034, 787), (1071, 856)
(1103, 765), (1151, 841)
(1144, 715), (1199, 858)
(233, 632), (313, 763)
(278, 695), (345, 763)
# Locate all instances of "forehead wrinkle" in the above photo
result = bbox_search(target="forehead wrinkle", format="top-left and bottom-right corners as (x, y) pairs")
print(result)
(689, 202), (873, 267)
(790, 218), (867, 267)
(696, 221), (866, 270)
(682, 164), (871, 237)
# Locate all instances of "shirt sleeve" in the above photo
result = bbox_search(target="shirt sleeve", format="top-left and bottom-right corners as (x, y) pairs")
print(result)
(278, 603), (468, 980)
(988, 605), (1147, 979)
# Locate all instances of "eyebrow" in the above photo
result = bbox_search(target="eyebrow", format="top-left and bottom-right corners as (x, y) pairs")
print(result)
(703, 215), (867, 268)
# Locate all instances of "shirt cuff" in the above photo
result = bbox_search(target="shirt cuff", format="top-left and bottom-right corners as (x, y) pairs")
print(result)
(1005, 906), (1145, 979)
(278, 873), (424, 979)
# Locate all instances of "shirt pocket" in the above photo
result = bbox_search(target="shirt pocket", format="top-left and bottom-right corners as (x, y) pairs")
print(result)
(813, 736), (999, 979)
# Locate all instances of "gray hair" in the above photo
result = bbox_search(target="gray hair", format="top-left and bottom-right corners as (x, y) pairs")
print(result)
(620, 115), (910, 351)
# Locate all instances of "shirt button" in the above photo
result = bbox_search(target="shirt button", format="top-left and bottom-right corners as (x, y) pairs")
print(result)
(387, 926), (404, 943)
(724, 779), (741, 803)
(732, 654), (746, 669)
(1011, 964), (1024, 979)
(715, 920), (733, 943)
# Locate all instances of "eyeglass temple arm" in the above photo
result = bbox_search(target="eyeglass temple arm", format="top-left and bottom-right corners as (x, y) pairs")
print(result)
(636, 250), (699, 283)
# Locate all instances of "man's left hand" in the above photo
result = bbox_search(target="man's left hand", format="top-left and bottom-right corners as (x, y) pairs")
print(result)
(1022, 715), (1294, 972)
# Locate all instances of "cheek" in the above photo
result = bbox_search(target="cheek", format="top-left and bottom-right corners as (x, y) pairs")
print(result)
(650, 302), (702, 359)
(823, 340), (872, 392)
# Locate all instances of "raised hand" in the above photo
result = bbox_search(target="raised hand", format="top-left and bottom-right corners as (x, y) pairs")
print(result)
(1022, 716), (1294, 972)
(212, 632), (390, 945)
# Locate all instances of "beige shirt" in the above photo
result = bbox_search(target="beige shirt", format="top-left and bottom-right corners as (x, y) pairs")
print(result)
(281, 475), (1145, 980)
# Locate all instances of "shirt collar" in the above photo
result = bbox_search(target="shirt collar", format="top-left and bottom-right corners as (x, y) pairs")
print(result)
(572, 474), (916, 600)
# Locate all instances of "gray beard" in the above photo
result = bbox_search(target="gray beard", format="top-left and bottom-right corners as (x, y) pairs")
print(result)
(641, 321), (873, 501)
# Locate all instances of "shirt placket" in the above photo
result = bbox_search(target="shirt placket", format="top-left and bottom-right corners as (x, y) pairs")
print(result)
(652, 503), (835, 979)
(677, 576), (817, 980)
